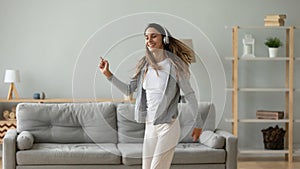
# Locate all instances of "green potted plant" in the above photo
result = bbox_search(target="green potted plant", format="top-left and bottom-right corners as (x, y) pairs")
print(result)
(264, 37), (283, 58)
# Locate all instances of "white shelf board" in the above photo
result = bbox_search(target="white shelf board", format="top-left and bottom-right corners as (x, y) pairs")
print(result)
(295, 57), (300, 61)
(225, 118), (234, 123)
(239, 148), (289, 154)
(225, 57), (234, 60)
(227, 88), (296, 92)
(225, 26), (294, 30)
(224, 57), (290, 61)
(294, 119), (300, 123)
(239, 119), (289, 123)
(244, 26), (294, 30)
(240, 57), (290, 61)
(225, 88), (234, 91)
(225, 118), (289, 123)
(238, 88), (289, 92)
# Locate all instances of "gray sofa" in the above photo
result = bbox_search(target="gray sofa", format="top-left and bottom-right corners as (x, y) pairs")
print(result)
(3, 102), (237, 169)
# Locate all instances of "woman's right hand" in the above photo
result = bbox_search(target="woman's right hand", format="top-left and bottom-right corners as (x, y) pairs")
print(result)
(99, 57), (113, 78)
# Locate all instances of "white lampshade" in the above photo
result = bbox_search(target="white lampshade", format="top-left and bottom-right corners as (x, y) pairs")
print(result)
(4, 69), (20, 83)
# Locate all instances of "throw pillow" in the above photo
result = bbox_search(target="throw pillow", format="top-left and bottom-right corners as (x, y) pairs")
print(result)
(199, 130), (225, 149)
(17, 131), (34, 150)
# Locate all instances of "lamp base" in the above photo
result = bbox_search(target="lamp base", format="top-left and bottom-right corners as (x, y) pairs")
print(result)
(7, 83), (19, 100)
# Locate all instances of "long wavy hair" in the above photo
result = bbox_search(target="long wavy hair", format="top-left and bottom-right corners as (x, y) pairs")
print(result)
(132, 23), (195, 80)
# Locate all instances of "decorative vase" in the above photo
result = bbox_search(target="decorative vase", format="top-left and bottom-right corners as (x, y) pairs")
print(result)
(268, 47), (279, 58)
(33, 93), (40, 99)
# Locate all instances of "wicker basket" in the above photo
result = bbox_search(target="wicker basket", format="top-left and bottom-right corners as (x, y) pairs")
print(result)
(261, 125), (285, 150)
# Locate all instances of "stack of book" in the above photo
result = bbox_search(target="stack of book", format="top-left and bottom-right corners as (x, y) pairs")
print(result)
(256, 110), (284, 120)
(264, 14), (286, 26)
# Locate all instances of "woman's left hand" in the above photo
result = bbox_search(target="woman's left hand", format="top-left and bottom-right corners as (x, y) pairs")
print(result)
(192, 128), (202, 142)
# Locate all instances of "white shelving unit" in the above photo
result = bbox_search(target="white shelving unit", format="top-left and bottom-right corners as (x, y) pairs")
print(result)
(227, 26), (295, 163)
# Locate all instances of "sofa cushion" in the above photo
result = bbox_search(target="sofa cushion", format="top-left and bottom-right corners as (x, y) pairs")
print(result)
(117, 104), (145, 143)
(16, 143), (121, 165)
(116, 102), (215, 144)
(173, 143), (226, 164)
(117, 143), (225, 166)
(200, 130), (225, 149)
(179, 102), (215, 143)
(17, 102), (117, 143)
(17, 131), (34, 150)
(118, 143), (143, 165)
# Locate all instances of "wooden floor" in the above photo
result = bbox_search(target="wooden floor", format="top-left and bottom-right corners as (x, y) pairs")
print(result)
(239, 161), (300, 169)
(238, 157), (300, 169)
(0, 159), (299, 169)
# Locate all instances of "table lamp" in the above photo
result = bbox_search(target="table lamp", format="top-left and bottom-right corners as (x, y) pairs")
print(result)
(4, 69), (20, 100)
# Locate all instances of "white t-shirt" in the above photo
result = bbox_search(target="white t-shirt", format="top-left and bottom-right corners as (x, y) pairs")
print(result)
(143, 58), (171, 122)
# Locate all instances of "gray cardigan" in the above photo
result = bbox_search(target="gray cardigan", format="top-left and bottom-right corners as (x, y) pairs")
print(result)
(108, 60), (203, 128)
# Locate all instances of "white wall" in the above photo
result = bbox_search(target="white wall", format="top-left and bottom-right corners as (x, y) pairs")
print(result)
(0, 0), (300, 150)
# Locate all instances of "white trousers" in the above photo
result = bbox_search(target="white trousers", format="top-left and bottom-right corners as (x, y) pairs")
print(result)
(142, 118), (180, 169)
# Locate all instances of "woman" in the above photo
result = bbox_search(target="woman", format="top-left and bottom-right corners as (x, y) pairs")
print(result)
(99, 23), (203, 169)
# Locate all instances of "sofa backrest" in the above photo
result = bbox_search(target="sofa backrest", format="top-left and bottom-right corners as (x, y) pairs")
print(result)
(16, 102), (118, 143)
(117, 103), (145, 143)
(179, 102), (215, 143)
(116, 102), (215, 143)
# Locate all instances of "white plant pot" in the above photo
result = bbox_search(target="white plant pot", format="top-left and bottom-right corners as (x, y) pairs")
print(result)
(268, 48), (279, 58)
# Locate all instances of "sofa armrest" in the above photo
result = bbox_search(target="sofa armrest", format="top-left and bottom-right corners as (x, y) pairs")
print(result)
(3, 129), (17, 169)
(215, 129), (237, 169)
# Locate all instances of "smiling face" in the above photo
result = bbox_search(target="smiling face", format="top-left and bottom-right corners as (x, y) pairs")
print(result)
(144, 27), (164, 52)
